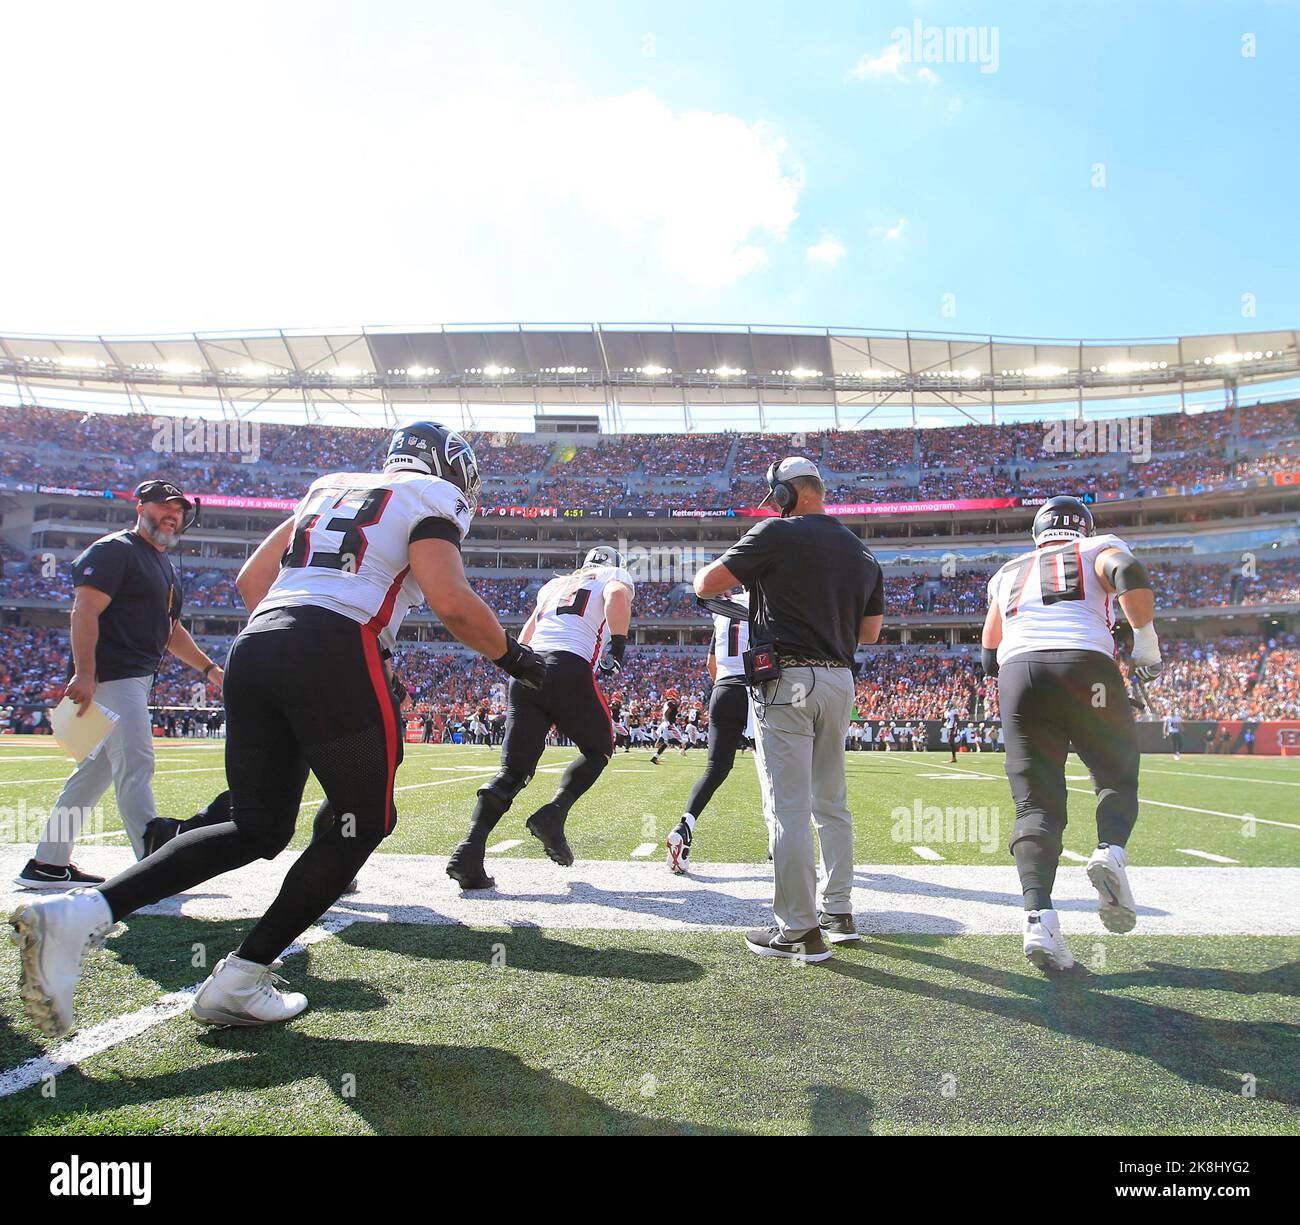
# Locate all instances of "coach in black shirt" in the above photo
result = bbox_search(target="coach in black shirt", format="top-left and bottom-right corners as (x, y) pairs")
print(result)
(18, 480), (224, 889)
(695, 457), (883, 961)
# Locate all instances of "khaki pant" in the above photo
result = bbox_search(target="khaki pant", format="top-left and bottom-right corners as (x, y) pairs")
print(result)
(35, 674), (159, 864)
(752, 666), (855, 937)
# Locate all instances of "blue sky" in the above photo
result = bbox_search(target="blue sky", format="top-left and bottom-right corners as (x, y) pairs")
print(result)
(2, 0), (1296, 340)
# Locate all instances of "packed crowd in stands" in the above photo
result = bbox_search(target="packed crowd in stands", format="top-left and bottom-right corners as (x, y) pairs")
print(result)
(532, 474), (629, 504)
(3, 625), (1298, 732)
(3, 399), (1299, 510)
(640, 432), (735, 476)
(5, 551), (1299, 616)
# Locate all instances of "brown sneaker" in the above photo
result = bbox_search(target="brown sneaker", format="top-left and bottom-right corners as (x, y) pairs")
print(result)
(743, 925), (832, 962)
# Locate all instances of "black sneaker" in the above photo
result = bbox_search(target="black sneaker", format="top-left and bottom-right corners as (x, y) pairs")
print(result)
(12, 859), (106, 892)
(446, 841), (496, 890)
(142, 817), (183, 858)
(743, 925), (832, 962)
(818, 911), (860, 944)
(525, 804), (574, 867)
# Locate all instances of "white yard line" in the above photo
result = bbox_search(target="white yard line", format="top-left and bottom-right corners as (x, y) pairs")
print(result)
(3, 850), (1297, 1096)
(0, 767), (226, 788)
(1140, 767), (1300, 788)
(911, 845), (945, 861)
(0, 915), (357, 1100)
(485, 839), (523, 854)
(630, 843), (658, 858)
(910, 762), (1300, 831)
(1177, 848), (1241, 864)
(1060, 851), (1090, 863)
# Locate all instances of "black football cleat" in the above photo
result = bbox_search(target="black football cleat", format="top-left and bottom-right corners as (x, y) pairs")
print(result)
(525, 804), (575, 867)
(446, 842), (496, 890)
(142, 817), (183, 858)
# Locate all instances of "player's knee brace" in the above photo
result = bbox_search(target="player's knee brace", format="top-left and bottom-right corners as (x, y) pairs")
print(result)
(477, 768), (533, 812)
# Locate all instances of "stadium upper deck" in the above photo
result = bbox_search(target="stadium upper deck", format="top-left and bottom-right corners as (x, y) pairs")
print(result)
(3, 323), (1298, 433)
(2, 395), (1298, 649)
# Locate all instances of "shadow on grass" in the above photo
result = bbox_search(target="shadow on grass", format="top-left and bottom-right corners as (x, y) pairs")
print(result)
(826, 937), (1300, 1105)
(1, 1031), (743, 1135)
(337, 912), (706, 984)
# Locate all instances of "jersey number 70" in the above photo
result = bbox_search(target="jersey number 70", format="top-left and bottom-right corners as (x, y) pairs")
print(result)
(1003, 543), (1084, 616)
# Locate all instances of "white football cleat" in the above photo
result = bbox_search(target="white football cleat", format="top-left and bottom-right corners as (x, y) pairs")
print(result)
(666, 821), (693, 875)
(1086, 842), (1137, 933)
(9, 888), (117, 1038)
(190, 953), (308, 1027)
(1023, 909), (1075, 972)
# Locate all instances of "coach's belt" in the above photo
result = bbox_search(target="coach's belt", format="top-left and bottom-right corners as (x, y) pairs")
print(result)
(781, 656), (848, 668)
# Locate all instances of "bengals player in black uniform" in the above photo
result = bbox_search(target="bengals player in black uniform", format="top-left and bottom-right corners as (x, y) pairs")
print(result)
(649, 687), (687, 765)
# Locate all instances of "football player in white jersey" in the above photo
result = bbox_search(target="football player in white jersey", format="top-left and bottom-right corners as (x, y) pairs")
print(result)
(982, 496), (1162, 973)
(11, 422), (547, 1035)
(667, 590), (754, 873)
(446, 545), (634, 888)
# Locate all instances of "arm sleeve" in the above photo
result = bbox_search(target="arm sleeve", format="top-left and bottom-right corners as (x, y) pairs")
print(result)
(71, 540), (128, 599)
(409, 516), (462, 547)
(717, 521), (779, 584)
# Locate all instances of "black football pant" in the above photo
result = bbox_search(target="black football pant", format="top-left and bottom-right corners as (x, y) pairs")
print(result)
(999, 650), (1140, 910)
(100, 606), (403, 964)
(685, 683), (749, 820)
(464, 650), (614, 847)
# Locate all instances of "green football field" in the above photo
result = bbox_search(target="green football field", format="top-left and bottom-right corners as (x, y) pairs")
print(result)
(1, 740), (1297, 1135)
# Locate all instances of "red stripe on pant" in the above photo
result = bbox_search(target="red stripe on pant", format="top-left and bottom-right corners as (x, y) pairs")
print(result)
(590, 671), (615, 756)
(361, 630), (398, 834)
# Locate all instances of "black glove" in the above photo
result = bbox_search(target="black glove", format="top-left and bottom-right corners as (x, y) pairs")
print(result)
(1133, 661), (1164, 683)
(389, 675), (409, 705)
(599, 633), (627, 676)
(494, 635), (546, 690)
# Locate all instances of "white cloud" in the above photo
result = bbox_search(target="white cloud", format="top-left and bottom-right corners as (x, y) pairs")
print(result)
(916, 66), (941, 87)
(871, 218), (909, 242)
(848, 42), (906, 80)
(807, 235), (847, 265)
(417, 88), (802, 290)
(946, 97), (963, 118)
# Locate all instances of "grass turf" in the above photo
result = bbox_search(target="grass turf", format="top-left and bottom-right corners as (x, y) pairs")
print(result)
(1, 740), (1295, 867)
(1, 922), (1296, 1136)
(2, 741), (1296, 1135)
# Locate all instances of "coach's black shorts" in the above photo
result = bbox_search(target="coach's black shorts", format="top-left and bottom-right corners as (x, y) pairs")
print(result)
(997, 649), (1139, 848)
(501, 649), (613, 776)
(224, 605), (403, 856)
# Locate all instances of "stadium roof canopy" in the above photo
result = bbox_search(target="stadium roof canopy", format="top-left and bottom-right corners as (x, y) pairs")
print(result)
(1, 323), (1296, 432)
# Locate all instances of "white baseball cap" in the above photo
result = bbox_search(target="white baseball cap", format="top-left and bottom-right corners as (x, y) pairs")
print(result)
(760, 456), (822, 508)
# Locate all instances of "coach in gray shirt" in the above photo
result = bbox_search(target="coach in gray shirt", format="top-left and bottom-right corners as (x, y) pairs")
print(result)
(14, 480), (224, 890)
(695, 457), (883, 961)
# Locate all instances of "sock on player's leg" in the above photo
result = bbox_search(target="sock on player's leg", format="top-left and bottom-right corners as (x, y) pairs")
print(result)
(238, 822), (382, 965)
(464, 790), (510, 849)
(1095, 784), (1137, 849)
(99, 822), (264, 923)
(1012, 835), (1059, 913)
